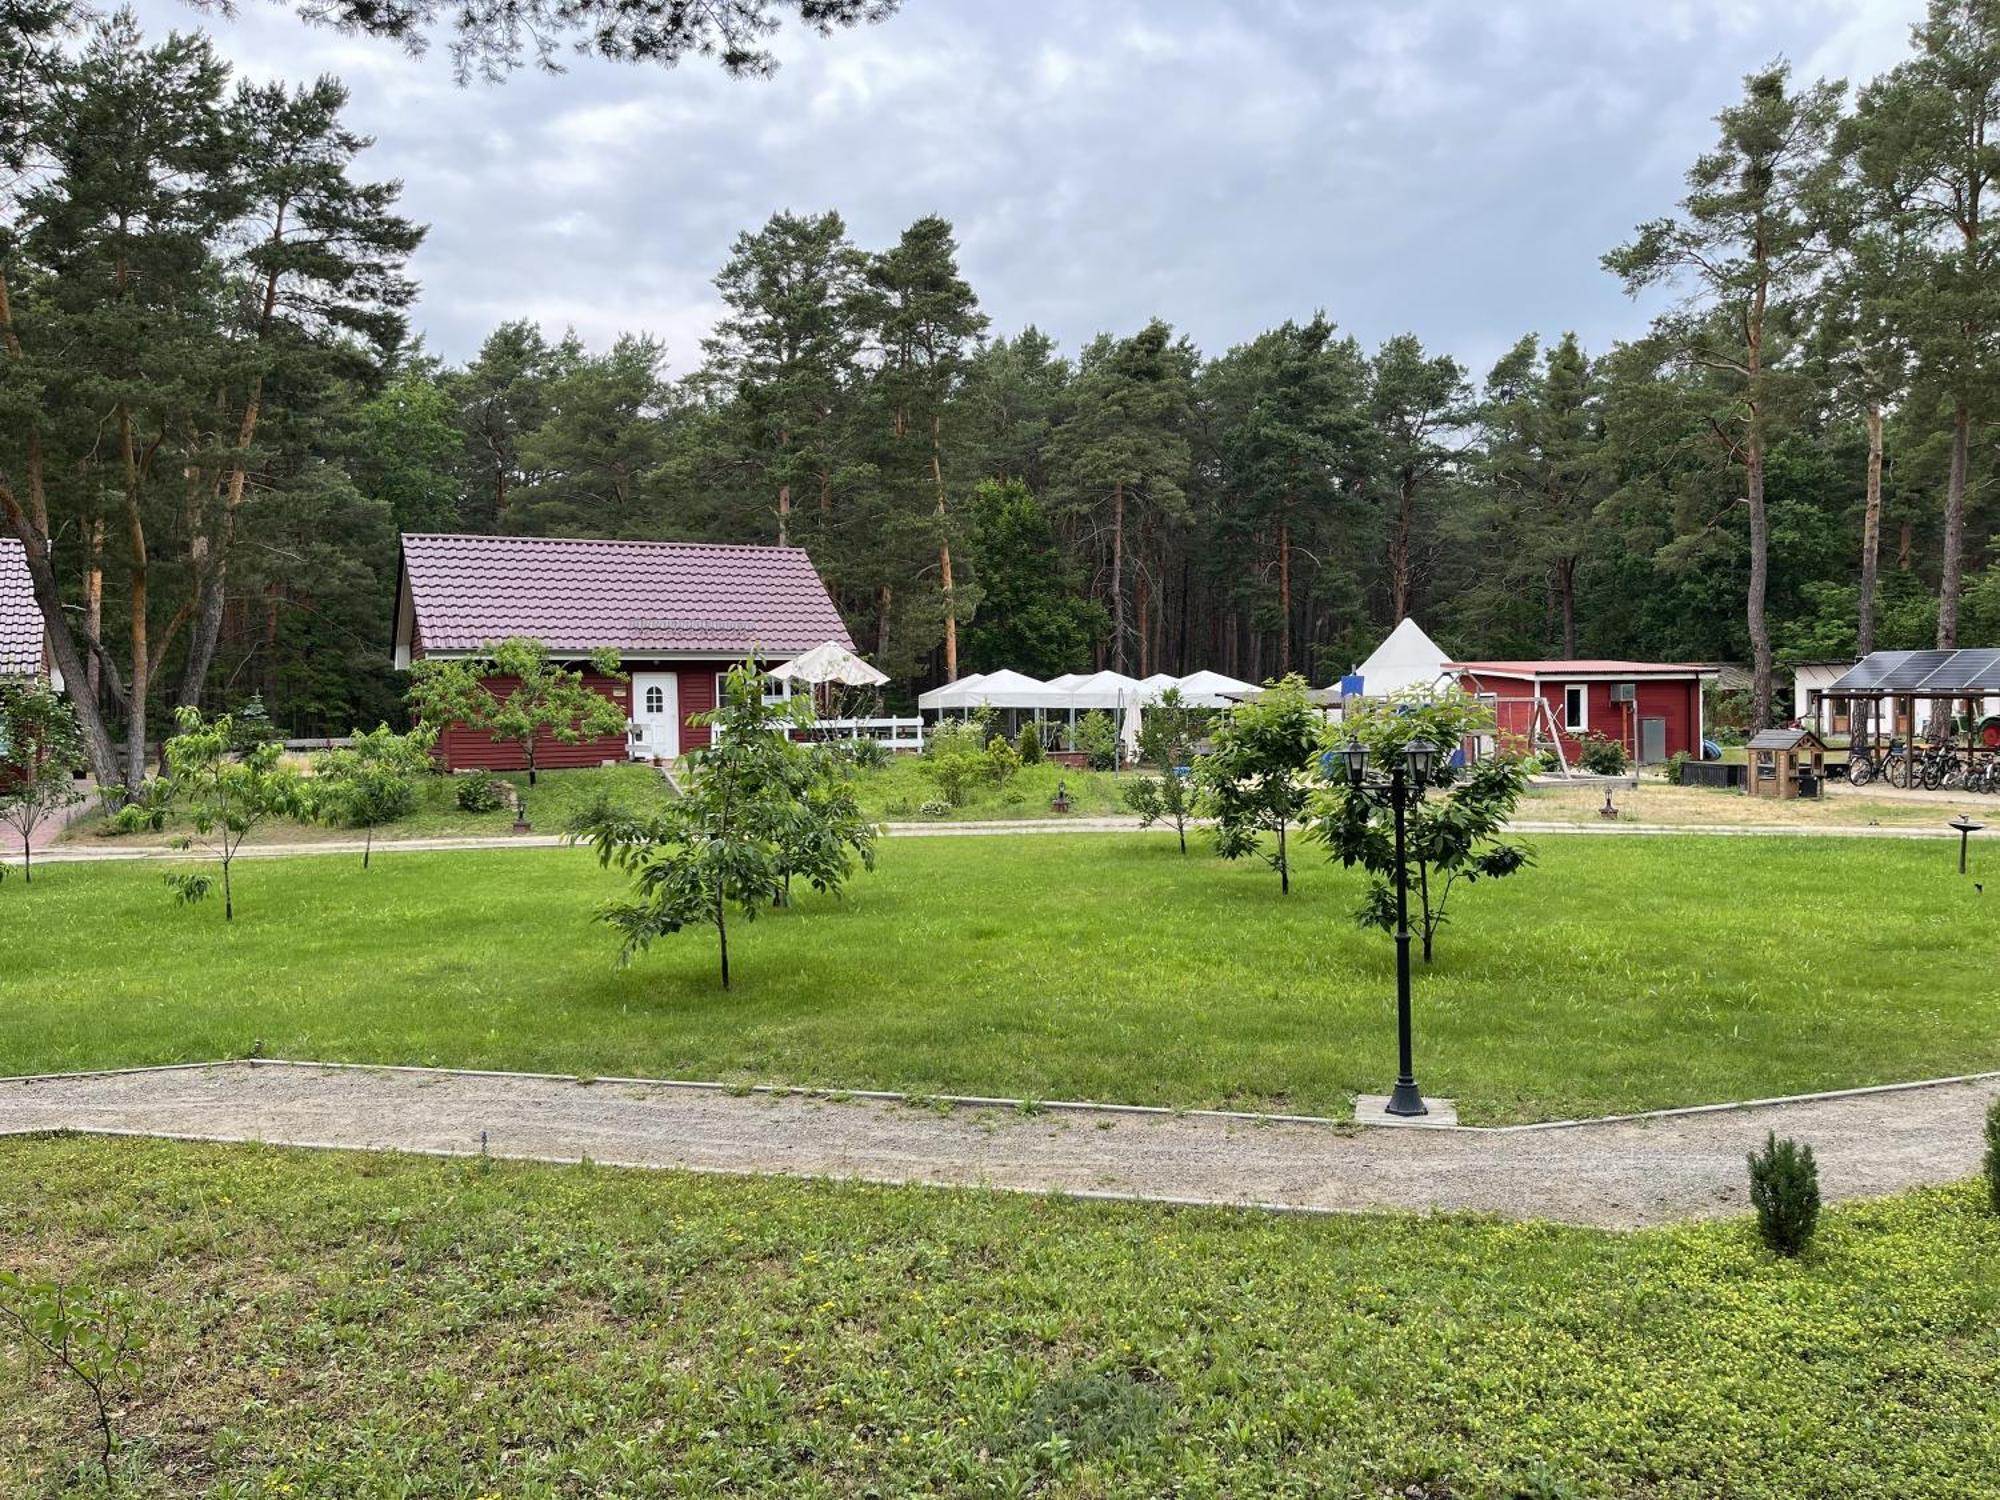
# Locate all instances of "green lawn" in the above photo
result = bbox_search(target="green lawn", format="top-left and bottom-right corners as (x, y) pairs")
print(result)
(850, 754), (1135, 820)
(4, 1136), (1997, 1497)
(6, 833), (1996, 1122)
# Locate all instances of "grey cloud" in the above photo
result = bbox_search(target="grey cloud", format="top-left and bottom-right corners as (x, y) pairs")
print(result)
(129, 0), (1921, 375)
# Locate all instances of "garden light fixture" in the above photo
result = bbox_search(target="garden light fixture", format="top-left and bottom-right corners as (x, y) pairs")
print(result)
(1343, 740), (1434, 1117)
(1949, 815), (1982, 876)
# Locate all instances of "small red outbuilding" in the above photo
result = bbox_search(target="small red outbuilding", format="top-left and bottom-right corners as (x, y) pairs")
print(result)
(392, 533), (856, 772)
(1449, 659), (1718, 767)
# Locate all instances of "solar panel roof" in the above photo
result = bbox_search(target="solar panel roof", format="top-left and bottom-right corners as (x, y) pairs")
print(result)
(1825, 652), (1912, 693)
(1876, 650), (1956, 690)
(1826, 648), (2000, 695)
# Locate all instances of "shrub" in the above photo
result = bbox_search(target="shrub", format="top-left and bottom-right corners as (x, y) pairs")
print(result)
(917, 797), (950, 818)
(455, 776), (510, 814)
(1665, 749), (1691, 786)
(1985, 1098), (2000, 1214)
(1747, 1133), (1820, 1257)
(1074, 710), (1118, 770)
(1016, 722), (1044, 766)
(920, 748), (985, 807)
(841, 737), (891, 772)
(985, 735), (1022, 786)
(1577, 733), (1628, 776)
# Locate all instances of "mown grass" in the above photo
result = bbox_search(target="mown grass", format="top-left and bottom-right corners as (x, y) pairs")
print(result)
(3, 1136), (1998, 1497)
(4, 833), (1996, 1122)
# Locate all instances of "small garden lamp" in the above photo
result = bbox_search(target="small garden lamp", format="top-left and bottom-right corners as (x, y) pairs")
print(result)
(1403, 736), (1438, 785)
(1341, 737), (1369, 786)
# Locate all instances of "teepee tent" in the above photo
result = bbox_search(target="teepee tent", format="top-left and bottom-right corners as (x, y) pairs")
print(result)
(1352, 618), (1450, 698)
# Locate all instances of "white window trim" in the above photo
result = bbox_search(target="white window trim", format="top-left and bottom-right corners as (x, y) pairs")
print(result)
(1562, 684), (1588, 734)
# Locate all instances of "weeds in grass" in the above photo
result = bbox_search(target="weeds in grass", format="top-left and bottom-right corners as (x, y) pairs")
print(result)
(0, 1270), (143, 1490)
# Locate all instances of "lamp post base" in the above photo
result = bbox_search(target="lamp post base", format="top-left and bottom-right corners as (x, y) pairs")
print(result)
(1384, 1079), (1428, 1117)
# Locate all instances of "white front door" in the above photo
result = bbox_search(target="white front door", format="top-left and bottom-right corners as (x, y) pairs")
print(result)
(631, 672), (680, 760)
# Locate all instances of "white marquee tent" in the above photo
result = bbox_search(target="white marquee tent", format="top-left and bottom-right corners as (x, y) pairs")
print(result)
(1351, 618), (1451, 698)
(1173, 669), (1260, 708)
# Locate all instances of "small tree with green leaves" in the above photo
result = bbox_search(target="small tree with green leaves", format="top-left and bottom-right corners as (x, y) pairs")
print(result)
(0, 1270), (144, 1490)
(113, 709), (305, 921)
(1748, 1132), (1821, 1257)
(572, 661), (810, 989)
(1313, 688), (1533, 962)
(1196, 675), (1320, 893)
(1121, 686), (1204, 853)
(0, 678), (88, 885)
(310, 724), (437, 868)
(773, 745), (878, 907)
(406, 637), (628, 786)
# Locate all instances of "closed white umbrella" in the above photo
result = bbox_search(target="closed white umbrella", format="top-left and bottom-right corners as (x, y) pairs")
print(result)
(1120, 700), (1143, 763)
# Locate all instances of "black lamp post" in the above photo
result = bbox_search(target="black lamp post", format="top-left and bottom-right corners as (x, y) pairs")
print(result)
(1341, 734), (1438, 1117)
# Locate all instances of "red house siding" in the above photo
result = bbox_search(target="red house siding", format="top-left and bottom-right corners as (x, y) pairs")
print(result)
(426, 659), (743, 772)
(1463, 674), (1703, 763)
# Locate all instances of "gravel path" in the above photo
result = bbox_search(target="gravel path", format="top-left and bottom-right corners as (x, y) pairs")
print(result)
(3, 1061), (1993, 1229)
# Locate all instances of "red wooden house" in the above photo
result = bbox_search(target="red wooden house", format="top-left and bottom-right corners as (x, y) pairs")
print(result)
(1449, 659), (1717, 766)
(392, 533), (856, 772)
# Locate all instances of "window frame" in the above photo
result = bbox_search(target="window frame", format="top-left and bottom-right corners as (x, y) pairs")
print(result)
(1562, 683), (1587, 734)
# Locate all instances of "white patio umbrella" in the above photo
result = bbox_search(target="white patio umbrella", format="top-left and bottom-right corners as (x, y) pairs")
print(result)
(1120, 700), (1143, 763)
(1174, 669), (1259, 708)
(767, 641), (890, 687)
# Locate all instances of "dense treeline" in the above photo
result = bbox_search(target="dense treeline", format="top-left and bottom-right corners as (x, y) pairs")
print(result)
(7, 1), (2000, 781)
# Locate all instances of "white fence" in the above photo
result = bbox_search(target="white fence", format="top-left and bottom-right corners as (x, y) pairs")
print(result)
(794, 716), (924, 751)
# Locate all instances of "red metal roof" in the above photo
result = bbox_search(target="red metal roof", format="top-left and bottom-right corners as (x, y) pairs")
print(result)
(1449, 659), (1718, 679)
(0, 538), (43, 676)
(399, 533), (856, 658)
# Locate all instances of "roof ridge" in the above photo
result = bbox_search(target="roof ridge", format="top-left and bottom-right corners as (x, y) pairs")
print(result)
(400, 532), (812, 557)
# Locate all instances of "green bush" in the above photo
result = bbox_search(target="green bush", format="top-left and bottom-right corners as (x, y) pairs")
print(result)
(1748, 1133), (1820, 1257)
(985, 735), (1022, 786)
(842, 737), (891, 772)
(1985, 1098), (1999, 1214)
(455, 777), (510, 814)
(1665, 749), (1691, 786)
(1016, 722), (1044, 766)
(1074, 710), (1118, 771)
(916, 797), (950, 818)
(1577, 733), (1628, 776)
(919, 750), (985, 807)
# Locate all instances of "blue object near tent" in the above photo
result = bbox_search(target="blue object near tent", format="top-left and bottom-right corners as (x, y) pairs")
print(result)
(1339, 673), (1365, 697)
(1448, 745), (1467, 769)
(1702, 738), (1723, 761)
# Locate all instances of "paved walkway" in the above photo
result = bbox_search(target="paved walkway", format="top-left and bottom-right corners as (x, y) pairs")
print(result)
(4, 1061), (1993, 1229)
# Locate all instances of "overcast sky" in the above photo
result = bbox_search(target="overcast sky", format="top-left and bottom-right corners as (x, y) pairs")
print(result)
(129, 0), (1924, 379)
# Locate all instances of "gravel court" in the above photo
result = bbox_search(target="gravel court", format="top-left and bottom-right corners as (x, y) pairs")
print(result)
(2, 1060), (1994, 1229)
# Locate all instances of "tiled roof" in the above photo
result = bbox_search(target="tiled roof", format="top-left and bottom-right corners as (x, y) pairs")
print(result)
(0, 538), (43, 676)
(1449, 659), (1717, 679)
(400, 533), (856, 657)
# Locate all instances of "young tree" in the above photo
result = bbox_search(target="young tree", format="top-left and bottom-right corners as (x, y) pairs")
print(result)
(406, 637), (627, 786)
(573, 661), (819, 989)
(1196, 674), (1320, 893)
(309, 722), (435, 868)
(114, 707), (306, 921)
(1606, 64), (1844, 725)
(772, 744), (877, 906)
(0, 676), (86, 884)
(1314, 690), (1532, 963)
(1121, 685), (1204, 853)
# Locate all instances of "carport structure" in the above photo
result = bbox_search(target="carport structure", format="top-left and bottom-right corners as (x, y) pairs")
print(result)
(1816, 649), (2000, 758)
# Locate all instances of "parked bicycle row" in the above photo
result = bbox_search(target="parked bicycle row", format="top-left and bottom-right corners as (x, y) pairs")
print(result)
(1847, 739), (2000, 791)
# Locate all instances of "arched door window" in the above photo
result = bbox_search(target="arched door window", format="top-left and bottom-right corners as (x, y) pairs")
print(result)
(644, 685), (664, 715)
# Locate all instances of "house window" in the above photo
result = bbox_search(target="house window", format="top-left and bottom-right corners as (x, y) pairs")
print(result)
(1562, 685), (1587, 734)
(644, 685), (664, 715)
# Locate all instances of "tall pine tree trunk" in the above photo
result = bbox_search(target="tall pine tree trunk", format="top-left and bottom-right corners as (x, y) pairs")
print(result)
(1859, 401), (1884, 656)
(1389, 472), (1415, 622)
(1556, 557), (1578, 657)
(119, 404), (151, 789)
(1110, 480), (1127, 672)
(931, 417), (956, 680)
(1277, 512), (1292, 675)
(1940, 400), (1969, 648)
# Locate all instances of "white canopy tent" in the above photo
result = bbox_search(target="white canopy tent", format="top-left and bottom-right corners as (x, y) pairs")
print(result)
(767, 641), (890, 688)
(960, 668), (1070, 709)
(1043, 672), (1090, 692)
(1066, 670), (1146, 709)
(1174, 669), (1259, 708)
(915, 672), (990, 712)
(1350, 618), (1451, 698)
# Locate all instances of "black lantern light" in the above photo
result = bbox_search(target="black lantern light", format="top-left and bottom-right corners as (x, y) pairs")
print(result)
(1402, 736), (1438, 784)
(1342, 737), (1369, 786)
